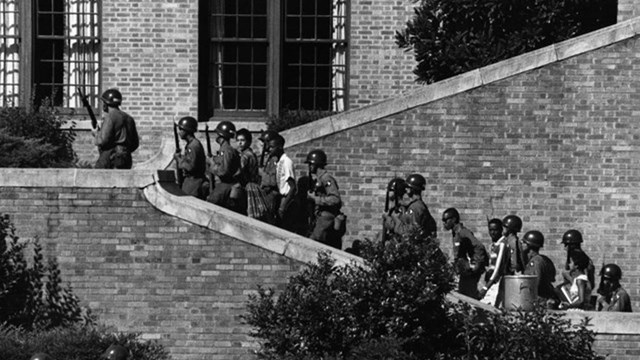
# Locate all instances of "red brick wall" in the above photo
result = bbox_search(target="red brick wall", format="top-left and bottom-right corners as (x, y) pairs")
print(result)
(286, 36), (640, 309)
(0, 186), (302, 360)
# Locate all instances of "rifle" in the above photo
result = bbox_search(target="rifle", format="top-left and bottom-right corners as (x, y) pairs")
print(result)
(205, 125), (214, 196)
(173, 122), (184, 185)
(77, 87), (98, 130)
(259, 130), (267, 168)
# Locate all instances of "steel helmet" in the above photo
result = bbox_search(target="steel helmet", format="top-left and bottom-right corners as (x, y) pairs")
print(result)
(102, 344), (129, 360)
(405, 174), (426, 191)
(601, 263), (622, 281)
(101, 89), (122, 107)
(259, 130), (279, 143)
(177, 116), (198, 134)
(562, 229), (583, 245)
(214, 121), (236, 139)
(522, 230), (544, 248)
(30, 353), (53, 360)
(305, 149), (327, 166)
(387, 177), (406, 193)
(502, 215), (523, 233)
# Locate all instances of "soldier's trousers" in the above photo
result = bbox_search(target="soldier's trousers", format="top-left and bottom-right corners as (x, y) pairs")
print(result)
(182, 176), (206, 200)
(310, 211), (341, 249)
(458, 273), (482, 300)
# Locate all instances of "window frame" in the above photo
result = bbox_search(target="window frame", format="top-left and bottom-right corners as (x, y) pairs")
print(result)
(199, 0), (349, 120)
(0, 0), (102, 113)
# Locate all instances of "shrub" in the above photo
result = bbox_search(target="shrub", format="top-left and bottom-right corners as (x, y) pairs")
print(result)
(0, 97), (77, 167)
(266, 109), (336, 133)
(0, 213), (94, 330)
(245, 231), (457, 359)
(0, 324), (171, 360)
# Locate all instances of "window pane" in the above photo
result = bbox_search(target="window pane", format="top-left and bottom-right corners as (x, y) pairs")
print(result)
(0, 0), (20, 106)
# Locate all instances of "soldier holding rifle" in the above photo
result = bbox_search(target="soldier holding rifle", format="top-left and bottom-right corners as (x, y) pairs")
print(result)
(90, 89), (139, 169)
(206, 121), (242, 212)
(173, 116), (207, 199)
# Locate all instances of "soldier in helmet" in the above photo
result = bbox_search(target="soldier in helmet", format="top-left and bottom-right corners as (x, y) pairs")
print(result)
(443, 208), (488, 299)
(521, 230), (558, 304)
(306, 149), (343, 248)
(94, 89), (139, 169)
(206, 121), (242, 212)
(30, 353), (53, 360)
(385, 174), (437, 239)
(102, 344), (129, 360)
(561, 230), (595, 288)
(260, 134), (296, 229)
(502, 215), (524, 274)
(380, 177), (407, 241)
(173, 116), (207, 199)
(597, 263), (632, 312)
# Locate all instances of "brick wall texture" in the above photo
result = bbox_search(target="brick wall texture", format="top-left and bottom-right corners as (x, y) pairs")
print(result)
(618, 0), (640, 22)
(0, 186), (302, 360)
(285, 36), (640, 310)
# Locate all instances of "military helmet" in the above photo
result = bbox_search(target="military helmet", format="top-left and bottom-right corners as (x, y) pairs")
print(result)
(30, 353), (53, 360)
(522, 230), (544, 248)
(102, 344), (129, 360)
(259, 130), (279, 143)
(387, 177), (406, 192)
(177, 116), (198, 134)
(562, 229), (583, 245)
(601, 263), (622, 281)
(502, 215), (523, 233)
(305, 149), (327, 166)
(405, 174), (426, 191)
(214, 121), (236, 139)
(101, 89), (122, 107)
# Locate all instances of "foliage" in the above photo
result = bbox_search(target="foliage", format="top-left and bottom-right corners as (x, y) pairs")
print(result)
(396, 0), (617, 84)
(0, 97), (77, 167)
(0, 323), (171, 360)
(267, 109), (336, 133)
(0, 213), (94, 330)
(245, 231), (457, 359)
(453, 302), (604, 360)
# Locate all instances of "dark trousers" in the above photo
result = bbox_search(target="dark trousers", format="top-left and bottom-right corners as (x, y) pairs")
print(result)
(310, 211), (341, 249)
(95, 148), (132, 169)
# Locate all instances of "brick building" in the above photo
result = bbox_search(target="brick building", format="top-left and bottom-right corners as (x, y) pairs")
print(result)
(3, 1), (640, 359)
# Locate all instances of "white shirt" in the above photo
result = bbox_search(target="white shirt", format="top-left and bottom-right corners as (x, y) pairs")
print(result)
(276, 153), (295, 196)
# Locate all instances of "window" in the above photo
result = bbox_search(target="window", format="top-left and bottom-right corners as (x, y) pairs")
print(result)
(202, 0), (348, 118)
(0, 0), (100, 109)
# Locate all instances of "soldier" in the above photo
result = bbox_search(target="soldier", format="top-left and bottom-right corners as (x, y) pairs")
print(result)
(502, 215), (524, 274)
(260, 134), (296, 229)
(93, 89), (139, 169)
(561, 230), (595, 288)
(30, 353), (53, 360)
(173, 116), (207, 199)
(597, 264), (632, 312)
(388, 174), (437, 239)
(521, 230), (558, 304)
(206, 121), (241, 212)
(479, 218), (509, 308)
(443, 208), (488, 299)
(381, 177), (407, 241)
(102, 344), (129, 360)
(237, 128), (268, 220)
(306, 149), (343, 249)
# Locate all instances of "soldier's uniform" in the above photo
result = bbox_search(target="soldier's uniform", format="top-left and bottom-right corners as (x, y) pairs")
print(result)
(600, 286), (632, 312)
(393, 198), (437, 238)
(505, 233), (523, 274)
(177, 136), (207, 199)
(95, 90), (139, 169)
(309, 169), (343, 248)
(524, 253), (557, 300)
(451, 223), (488, 299)
(207, 140), (241, 209)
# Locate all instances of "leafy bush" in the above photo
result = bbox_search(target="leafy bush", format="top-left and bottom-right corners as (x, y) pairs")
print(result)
(396, 0), (617, 84)
(267, 109), (336, 133)
(0, 97), (77, 167)
(0, 324), (171, 360)
(0, 214), (94, 330)
(246, 230), (604, 360)
(245, 231), (457, 359)
(453, 302), (604, 360)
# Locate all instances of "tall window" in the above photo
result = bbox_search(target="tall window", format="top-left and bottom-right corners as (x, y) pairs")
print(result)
(203, 0), (348, 118)
(0, 0), (100, 109)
